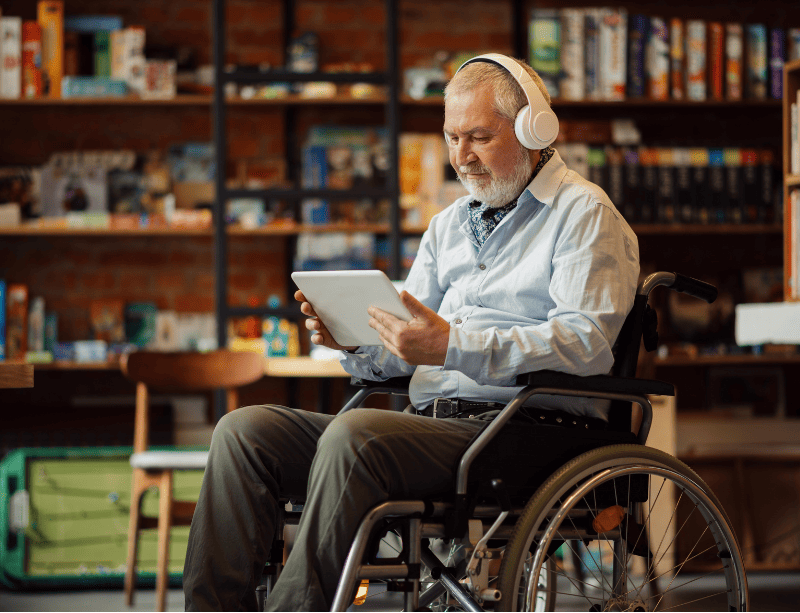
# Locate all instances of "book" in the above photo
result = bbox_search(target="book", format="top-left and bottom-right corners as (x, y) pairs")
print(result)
(769, 28), (785, 100)
(559, 8), (584, 101)
(605, 146), (624, 213)
(0, 280), (5, 360)
(122, 26), (146, 95)
(638, 147), (658, 223)
(622, 147), (640, 223)
(6, 283), (28, 360)
(529, 8), (561, 98)
(63, 15), (123, 33)
(794, 100), (800, 175)
(584, 9), (601, 100)
(37, 0), (63, 98)
(723, 148), (744, 223)
(63, 29), (79, 75)
(109, 28), (125, 80)
(94, 30), (110, 77)
(708, 22), (724, 101)
(27, 296), (45, 353)
(21, 21), (42, 99)
(686, 20), (707, 101)
(758, 149), (777, 224)
(1, 17), (22, 99)
(627, 14), (648, 98)
(598, 7), (626, 101)
(690, 148), (710, 224)
(61, 75), (127, 98)
(741, 149), (759, 223)
(125, 302), (157, 346)
(789, 28), (800, 62)
(708, 148), (727, 223)
(746, 24), (768, 100)
(725, 23), (744, 100)
(90, 298), (125, 342)
(656, 148), (675, 223)
(669, 18), (685, 100)
(646, 17), (669, 100)
(674, 148), (693, 223)
(587, 147), (607, 195)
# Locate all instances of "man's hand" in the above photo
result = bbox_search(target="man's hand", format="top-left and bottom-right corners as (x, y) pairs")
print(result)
(294, 290), (358, 352)
(368, 291), (450, 366)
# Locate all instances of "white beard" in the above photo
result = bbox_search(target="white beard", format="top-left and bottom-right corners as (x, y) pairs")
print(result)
(457, 144), (533, 208)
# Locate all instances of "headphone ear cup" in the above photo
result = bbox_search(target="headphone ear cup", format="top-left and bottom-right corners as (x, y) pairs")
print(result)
(515, 104), (559, 150)
(514, 105), (537, 150)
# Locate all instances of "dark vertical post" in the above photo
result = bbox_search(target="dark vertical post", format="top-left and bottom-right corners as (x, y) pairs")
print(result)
(212, 0), (228, 419)
(513, 0), (527, 60)
(385, 0), (401, 281)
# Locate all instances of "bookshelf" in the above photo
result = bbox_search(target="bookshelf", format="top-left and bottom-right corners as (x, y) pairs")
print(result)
(783, 59), (800, 299)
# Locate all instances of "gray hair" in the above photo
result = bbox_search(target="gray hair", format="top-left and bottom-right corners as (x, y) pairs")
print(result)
(444, 58), (551, 122)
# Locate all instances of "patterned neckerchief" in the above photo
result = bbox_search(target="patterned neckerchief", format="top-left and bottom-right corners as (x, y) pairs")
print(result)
(468, 146), (554, 247)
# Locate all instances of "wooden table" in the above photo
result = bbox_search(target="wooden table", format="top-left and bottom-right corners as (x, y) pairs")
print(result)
(264, 357), (350, 413)
(0, 362), (34, 389)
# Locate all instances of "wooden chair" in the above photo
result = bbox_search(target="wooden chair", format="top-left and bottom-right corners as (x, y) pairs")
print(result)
(120, 350), (265, 612)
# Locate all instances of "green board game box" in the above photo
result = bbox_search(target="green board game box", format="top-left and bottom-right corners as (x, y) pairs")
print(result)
(0, 447), (204, 589)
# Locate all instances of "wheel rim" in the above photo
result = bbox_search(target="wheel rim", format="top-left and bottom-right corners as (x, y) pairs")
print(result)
(516, 462), (747, 611)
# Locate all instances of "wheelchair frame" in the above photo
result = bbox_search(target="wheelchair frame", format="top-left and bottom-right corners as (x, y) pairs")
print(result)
(257, 272), (749, 612)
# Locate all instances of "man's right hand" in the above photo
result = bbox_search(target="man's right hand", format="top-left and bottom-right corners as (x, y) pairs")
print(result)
(294, 289), (359, 352)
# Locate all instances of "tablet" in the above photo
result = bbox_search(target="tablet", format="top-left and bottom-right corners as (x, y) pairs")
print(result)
(291, 270), (413, 347)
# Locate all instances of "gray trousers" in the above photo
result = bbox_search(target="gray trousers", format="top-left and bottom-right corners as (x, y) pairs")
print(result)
(183, 405), (486, 611)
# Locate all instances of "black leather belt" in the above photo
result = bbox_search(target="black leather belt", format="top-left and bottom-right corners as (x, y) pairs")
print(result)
(421, 398), (507, 419)
(420, 398), (607, 430)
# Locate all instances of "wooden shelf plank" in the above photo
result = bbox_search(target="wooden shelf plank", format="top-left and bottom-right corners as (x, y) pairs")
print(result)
(0, 222), (777, 237)
(0, 363), (34, 388)
(655, 353), (800, 366)
(0, 93), (785, 109)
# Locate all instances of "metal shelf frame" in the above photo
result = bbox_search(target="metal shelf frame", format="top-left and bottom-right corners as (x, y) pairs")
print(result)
(211, 0), (401, 345)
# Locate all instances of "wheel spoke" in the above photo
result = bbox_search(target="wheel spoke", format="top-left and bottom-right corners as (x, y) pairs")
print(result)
(655, 589), (731, 612)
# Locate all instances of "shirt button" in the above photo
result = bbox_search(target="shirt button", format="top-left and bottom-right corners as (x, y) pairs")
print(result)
(479, 264), (486, 270)
(454, 319), (462, 324)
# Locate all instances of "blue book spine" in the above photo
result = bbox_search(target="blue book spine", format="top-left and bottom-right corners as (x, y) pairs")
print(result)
(770, 28), (785, 99)
(746, 24), (768, 99)
(0, 280), (5, 360)
(63, 15), (124, 33)
(584, 10), (600, 99)
(627, 14), (648, 98)
(301, 145), (330, 225)
(708, 149), (726, 223)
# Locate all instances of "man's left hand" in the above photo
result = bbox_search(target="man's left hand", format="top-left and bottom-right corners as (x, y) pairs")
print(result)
(368, 291), (450, 366)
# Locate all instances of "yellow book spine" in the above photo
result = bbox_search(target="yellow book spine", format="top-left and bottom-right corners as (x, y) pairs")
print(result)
(37, 0), (63, 98)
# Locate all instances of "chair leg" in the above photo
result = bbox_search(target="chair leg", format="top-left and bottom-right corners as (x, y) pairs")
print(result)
(155, 470), (175, 613)
(125, 469), (145, 607)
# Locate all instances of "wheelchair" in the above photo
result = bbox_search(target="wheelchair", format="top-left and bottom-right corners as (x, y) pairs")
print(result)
(257, 271), (749, 612)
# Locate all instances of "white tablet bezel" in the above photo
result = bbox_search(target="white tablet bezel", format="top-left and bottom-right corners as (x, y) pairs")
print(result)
(291, 270), (413, 347)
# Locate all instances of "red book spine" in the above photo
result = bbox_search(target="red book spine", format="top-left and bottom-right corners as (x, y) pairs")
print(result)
(21, 21), (42, 98)
(709, 22), (724, 100)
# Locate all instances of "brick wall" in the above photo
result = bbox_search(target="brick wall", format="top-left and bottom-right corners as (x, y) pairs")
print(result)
(0, 235), (287, 341)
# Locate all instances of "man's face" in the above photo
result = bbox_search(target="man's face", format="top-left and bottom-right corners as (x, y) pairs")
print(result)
(443, 83), (533, 208)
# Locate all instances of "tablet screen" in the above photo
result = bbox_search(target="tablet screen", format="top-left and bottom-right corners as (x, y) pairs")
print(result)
(292, 270), (413, 347)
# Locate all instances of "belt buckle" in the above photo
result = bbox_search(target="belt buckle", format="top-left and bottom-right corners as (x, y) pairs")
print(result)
(433, 398), (457, 419)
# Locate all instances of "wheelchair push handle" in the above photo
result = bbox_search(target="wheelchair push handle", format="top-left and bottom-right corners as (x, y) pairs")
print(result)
(640, 271), (717, 303)
(670, 273), (718, 303)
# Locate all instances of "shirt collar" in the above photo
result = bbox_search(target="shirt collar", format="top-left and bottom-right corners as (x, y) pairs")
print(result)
(520, 147), (568, 208)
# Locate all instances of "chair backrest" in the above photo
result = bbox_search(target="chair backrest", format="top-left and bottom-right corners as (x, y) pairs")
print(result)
(121, 350), (265, 452)
(121, 350), (266, 392)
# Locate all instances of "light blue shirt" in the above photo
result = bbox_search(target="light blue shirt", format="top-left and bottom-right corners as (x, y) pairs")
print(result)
(340, 149), (640, 420)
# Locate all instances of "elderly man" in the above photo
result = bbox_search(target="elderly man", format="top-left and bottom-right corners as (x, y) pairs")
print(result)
(183, 54), (639, 611)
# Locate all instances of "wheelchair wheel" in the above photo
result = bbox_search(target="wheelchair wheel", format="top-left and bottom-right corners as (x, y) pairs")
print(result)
(495, 445), (748, 612)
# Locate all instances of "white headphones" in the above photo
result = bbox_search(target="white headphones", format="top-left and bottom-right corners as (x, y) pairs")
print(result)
(455, 53), (559, 150)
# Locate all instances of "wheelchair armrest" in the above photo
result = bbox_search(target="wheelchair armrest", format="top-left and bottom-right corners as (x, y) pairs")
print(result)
(349, 376), (413, 393)
(515, 370), (674, 397)
(338, 377), (413, 415)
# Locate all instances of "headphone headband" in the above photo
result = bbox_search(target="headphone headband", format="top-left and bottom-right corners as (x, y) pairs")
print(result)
(454, 53), (559, 150)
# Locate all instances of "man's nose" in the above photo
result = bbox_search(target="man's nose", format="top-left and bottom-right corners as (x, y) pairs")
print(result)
(454, 140), (477, 167)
